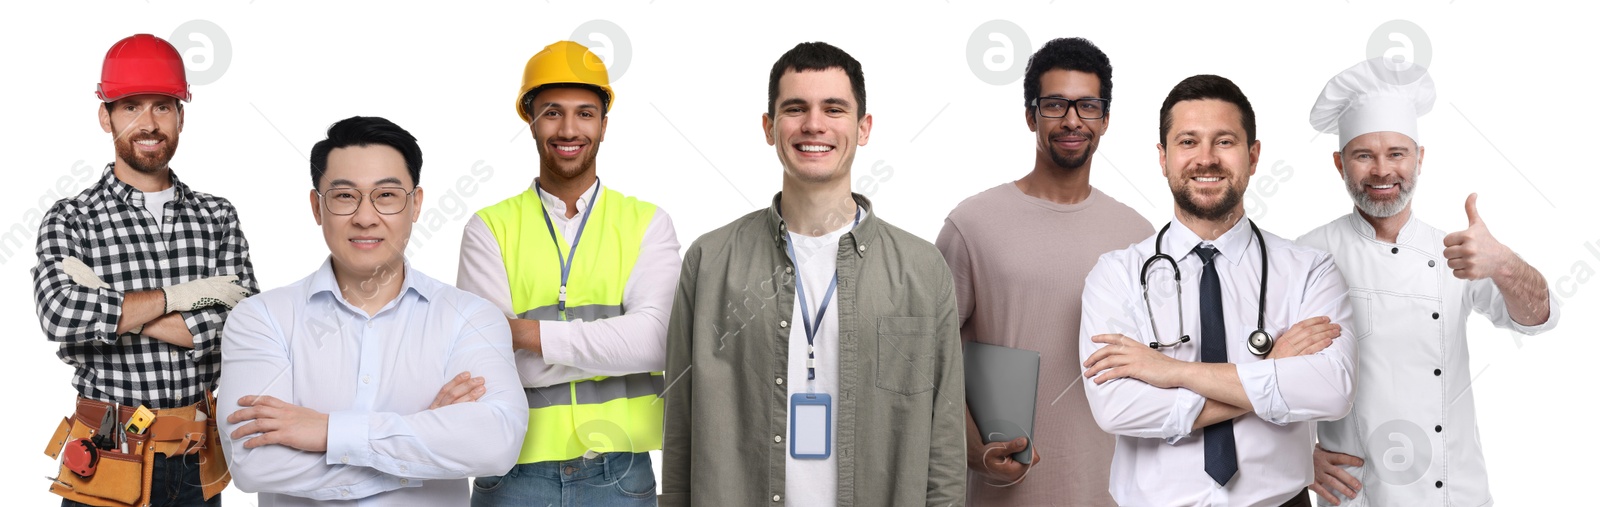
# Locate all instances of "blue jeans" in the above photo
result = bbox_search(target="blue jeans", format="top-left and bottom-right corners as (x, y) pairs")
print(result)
(472, 451), (657, 507)
(62, 453), (220, 507)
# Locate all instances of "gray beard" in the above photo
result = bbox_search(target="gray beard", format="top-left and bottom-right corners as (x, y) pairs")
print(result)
(1345, 171), (1419, 218)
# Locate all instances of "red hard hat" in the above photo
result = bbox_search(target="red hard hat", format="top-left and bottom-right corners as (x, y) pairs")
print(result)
(96, 34), (191, 103)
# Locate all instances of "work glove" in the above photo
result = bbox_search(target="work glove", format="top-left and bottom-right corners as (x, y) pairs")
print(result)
(162, 275), (251, 313)
(62, 256), (142, 334)
(61, 256), (109, 289)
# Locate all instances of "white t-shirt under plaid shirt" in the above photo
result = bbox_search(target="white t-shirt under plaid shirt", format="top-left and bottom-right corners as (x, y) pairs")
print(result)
(32, 164), (259, 409)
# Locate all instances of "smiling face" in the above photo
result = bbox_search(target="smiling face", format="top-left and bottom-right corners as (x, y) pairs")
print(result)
(763, 67), (872, 185)
(100, 94), (183, 175)
(529, 86), (607, 181)
(310, 144), (423, 287)
(1027, 69), (1109, 171)
(1158, 99), (1259, 222)
(1336, 131), (1423, 219)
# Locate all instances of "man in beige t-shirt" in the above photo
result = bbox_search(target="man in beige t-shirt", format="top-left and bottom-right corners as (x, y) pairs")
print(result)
(937, 37), (1152, 506)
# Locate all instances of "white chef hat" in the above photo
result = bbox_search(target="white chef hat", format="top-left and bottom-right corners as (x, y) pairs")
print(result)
(1309, 58), (1437, 150)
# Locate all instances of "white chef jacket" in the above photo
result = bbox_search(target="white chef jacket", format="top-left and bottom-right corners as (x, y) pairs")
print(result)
(1081, 216), (1358, 507)
(1297, 212), (1559, 506)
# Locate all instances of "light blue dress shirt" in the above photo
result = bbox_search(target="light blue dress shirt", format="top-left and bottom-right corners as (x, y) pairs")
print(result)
(218, 259), (527, 506)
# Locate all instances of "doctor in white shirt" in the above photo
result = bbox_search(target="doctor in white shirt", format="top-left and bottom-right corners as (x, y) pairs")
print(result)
(1079, 74), (1357, 507)
(1298, 59), (1558, 506)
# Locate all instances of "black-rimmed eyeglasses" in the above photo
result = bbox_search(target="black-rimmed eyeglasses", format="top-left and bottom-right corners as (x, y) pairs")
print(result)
(1031, 97), (1109, 120)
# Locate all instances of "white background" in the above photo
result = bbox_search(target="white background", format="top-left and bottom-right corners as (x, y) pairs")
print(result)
(3, 1), (1594, 504)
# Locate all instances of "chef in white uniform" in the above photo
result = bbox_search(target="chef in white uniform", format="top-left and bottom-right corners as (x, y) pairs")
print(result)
(1296, 59), (1560, 506)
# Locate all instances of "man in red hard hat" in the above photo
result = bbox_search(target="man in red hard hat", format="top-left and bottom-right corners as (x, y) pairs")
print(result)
(35, 33), (257, 507)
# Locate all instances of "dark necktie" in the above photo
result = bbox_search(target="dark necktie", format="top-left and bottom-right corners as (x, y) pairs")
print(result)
(1195, 245), (1238, 486)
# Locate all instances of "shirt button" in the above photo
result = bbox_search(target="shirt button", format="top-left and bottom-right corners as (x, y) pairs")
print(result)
(1391, 247), (1400, 254)
(341, 455), (350, 464)
(785, 266), (793, 274)
(857, 245), (866, 252)
(1434, 368), (1442, 376)
(1435, 425), (1443, 432)
(1432, 312), (1440, 320)
(779, 320), (789, 328)
(366, 321), (373, 328)
(170, 351), (179, 361)
(774, 435), (783, 443)
(773, 494), (782, 502)
(1428, 260), (1436, 267)
(362, 375), (371, 384)
(1436, 481), (1444, 488)
(399, 478), (409, 485)
(342, 490), (351, 498)
(775, 377), (784, 385)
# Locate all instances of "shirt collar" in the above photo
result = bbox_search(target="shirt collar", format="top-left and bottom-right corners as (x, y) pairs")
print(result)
(305, 257), (431, 307)
(533, 179), (601, 219)
(1162, 215), (1256, 267)
(766, 192), (879, 258)
(100, 163), (191, 206)
(1344, 208), (1421, 245)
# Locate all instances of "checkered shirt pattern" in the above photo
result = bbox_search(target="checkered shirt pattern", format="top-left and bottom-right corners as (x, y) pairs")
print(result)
(32, 165), (259, 408)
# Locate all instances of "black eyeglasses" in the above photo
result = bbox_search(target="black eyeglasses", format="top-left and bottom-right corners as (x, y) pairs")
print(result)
(1031, 97), (1109, 120)
(315, 187), (418, 216)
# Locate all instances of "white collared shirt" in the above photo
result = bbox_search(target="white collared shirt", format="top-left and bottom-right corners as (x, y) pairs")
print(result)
(456, 179), (682, 388)
(218, 259), (528, 505)
(1080, 216), (1358, 507)
(1297, 212), (1559, 506)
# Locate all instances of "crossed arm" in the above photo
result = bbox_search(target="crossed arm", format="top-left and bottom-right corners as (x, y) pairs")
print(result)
(1077, 254), (1357, 438)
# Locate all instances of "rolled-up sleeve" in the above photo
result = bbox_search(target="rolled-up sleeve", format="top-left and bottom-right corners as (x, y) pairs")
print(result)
(1468, 277), (1560, 335)
(1236, 254), (1357, 425)
(1079, 252), (1208, 440)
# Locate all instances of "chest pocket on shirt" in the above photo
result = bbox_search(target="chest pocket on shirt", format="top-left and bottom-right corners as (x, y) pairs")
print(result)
(875, 317), (937, 395)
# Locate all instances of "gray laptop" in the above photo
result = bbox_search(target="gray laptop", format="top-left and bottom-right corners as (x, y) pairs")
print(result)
(963, 341), (1040, 464)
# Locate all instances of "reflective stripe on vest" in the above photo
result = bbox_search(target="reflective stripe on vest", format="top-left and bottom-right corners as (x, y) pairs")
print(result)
(525, 372), (665, 409)
(517, 303), (624, 323)
(475, 186), (661, 463)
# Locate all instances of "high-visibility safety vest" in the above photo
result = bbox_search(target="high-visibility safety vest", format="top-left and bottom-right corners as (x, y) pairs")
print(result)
(475, 186), (664, 463)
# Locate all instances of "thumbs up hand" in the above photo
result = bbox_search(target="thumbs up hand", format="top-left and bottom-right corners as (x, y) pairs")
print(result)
(1442, 193), (1511, 280)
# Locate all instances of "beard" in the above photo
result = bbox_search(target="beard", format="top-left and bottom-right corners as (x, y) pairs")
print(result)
(1345, 170), (1419, 218)
(537, 141), (599, 181)
(115, 131), (178, 174)
(1173, 174), (1244, 222)
(1046, 130), (1096, 170)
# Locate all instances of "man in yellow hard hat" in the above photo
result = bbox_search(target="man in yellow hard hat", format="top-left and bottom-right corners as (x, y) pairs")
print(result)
(35, 33), (256, 507)
(458, 40), (681, 506)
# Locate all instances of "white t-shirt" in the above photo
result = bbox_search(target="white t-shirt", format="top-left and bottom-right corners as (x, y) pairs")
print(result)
(143, 186), (176, 231)
(783, 210), (860, 507)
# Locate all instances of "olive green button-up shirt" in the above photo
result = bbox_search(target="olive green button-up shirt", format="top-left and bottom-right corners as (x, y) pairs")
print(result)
(661, 193), (966, 507)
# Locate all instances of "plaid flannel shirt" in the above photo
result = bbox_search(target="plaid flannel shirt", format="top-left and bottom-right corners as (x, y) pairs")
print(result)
(32, 164), (259, 408)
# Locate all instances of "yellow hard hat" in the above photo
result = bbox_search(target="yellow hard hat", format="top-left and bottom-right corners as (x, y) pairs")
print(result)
(516, 41), (614, 122)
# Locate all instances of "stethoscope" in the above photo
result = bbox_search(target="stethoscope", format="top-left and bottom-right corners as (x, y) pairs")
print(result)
(1139, 219), (1274, 356)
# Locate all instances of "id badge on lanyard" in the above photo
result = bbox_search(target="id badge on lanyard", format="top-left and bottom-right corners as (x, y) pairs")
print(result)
(789, 392), (832, 460)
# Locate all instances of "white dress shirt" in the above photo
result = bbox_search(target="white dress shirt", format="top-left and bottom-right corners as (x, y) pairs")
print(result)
(456, 180), (681, 388)
(1080, 217), (1358, 507)
(218, 259), (528, 506)
(1297, 212), (1559, 506)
